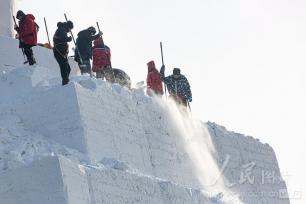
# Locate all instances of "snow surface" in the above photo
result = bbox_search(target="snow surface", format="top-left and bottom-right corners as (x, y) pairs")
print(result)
(0, 0), (15, 38)
(0, 36), (79, 75)
(0, 36), (290, 204)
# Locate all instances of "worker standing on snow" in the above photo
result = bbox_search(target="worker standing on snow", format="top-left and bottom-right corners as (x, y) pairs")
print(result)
(74, 27), (102, 75)
(53, 21), (74, 86)
(14, 10), (38, 65)
(146, 60), (164, 96)
(92, 38), (113, 82)
(160, 66), (192, 107)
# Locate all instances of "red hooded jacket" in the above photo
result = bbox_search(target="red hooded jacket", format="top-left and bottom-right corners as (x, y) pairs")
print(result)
(146, 61), (164, 96)
(17, 14), (38, 47)
(92, 38), (111, 72)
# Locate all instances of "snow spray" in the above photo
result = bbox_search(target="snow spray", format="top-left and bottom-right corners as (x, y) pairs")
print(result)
(161, 98), (244, 203)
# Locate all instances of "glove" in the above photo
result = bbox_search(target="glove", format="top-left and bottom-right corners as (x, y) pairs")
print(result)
(187, 96), (192, 102)
(67, 36), (72, 42)
(98, 31), (103, 36)
(160, 65), (165, 73)
(14, 25), (18, 31)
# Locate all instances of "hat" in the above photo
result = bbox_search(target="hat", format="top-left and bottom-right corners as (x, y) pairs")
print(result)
(57, 22), (64, 27)
(88, 26), (96, 34)
(66, 21), (74, 29)
(16, 10), (25, 19)
(173, 68), (181, 75)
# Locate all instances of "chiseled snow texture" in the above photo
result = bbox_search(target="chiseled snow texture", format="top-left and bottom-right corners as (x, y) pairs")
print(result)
(207, 122), (289, 203)
(0, 0), (15, 37)
(0, 156), (214, 204)
(0, 36), (290, 204)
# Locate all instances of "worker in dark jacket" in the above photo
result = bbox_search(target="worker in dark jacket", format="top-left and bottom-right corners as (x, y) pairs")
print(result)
(53, 21), (74, 85)
(160, 66), (192, 107)
(74, 27), (102, 75)
(14, 10), (38, 65)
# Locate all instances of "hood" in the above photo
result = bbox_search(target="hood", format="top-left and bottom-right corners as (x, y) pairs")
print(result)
(25, 14), (35, 21)
(77, 29), (90, 37)
(173, 68), (181, 75)
(94, 38), (104, 46)
(57, 21), (73, 31)
(56, 22), (68, 32)
(57, 22), (65, 28)
(147, 60), (157, 72)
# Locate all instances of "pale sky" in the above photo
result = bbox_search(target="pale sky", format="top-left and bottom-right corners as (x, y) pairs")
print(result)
(17, 0), (306, 203)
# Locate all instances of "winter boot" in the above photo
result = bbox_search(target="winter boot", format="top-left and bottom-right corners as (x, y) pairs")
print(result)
(62, 79), (69, 86)
(28, 56), (36, 66)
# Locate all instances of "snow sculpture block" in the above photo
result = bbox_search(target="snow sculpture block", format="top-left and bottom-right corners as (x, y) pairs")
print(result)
(0, 24), (290, 204)
(0, 156), (91, 204)
(0, 156), (213, 204)
(207, 122), (290, 204)
(17, 81), (202, 189)
(14, 80), (290, 203)
(17, 84), (87, 153)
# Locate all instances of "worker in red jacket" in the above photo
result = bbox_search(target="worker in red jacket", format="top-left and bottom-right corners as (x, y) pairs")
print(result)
(92, 38), (113, 82)
(146, 60), (164, 96)
(15, 10), (38, 65)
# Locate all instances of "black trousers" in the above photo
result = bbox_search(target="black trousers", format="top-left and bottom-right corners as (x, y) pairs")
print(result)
(53, 50), (71, 85)
(78, 59), (91, 75)
(23, 44), (36, 65)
